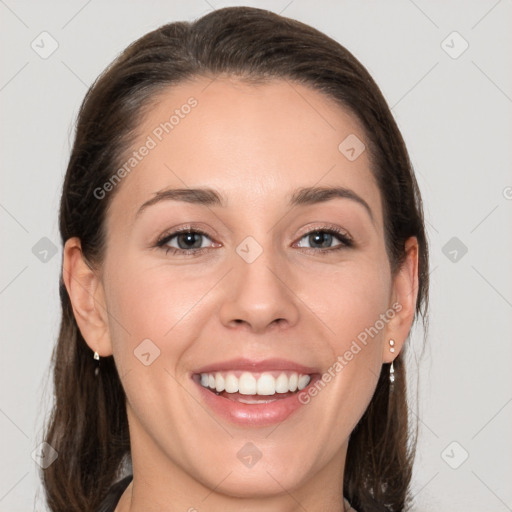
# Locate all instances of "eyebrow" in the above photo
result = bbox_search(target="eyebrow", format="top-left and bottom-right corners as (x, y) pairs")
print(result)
(135, 186), (374, 222)
(289, 186), (374, 222)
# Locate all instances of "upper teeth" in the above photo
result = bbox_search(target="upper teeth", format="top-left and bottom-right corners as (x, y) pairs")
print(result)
(199, 371), (311, 395)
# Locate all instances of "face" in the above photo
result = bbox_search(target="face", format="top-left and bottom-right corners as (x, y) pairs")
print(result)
(75, 76), (415, 500)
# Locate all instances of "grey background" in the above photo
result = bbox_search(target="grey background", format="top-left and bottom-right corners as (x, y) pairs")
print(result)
(1, 1), (511, 511)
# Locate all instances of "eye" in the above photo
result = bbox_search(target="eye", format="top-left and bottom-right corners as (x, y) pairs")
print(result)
(156, 228), (217, 256)
(155, 225), (353, 257)
(295, 227), (353, 252)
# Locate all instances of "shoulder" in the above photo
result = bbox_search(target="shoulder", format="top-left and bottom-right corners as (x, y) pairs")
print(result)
(97, 475), (133, 512)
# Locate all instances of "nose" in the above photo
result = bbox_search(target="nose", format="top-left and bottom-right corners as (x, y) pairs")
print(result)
(219, 246), (300, 334)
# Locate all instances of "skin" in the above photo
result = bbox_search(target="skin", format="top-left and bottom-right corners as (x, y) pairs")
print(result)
(63, 76), (418, 512)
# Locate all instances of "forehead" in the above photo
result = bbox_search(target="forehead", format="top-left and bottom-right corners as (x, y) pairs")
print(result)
(108, 76), (382, 226)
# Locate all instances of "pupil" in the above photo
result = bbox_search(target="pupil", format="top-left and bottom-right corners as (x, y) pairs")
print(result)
(310, 231), (332, 248)
(178, 232), (202, 249)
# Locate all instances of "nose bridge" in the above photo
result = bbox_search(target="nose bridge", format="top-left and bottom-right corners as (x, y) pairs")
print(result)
(219, 232), (300, 332)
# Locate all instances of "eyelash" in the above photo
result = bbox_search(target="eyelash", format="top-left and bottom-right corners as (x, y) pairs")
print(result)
(155, 225), (354, 257)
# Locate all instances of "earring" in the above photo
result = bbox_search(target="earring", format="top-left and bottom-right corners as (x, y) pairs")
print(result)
(93, 351), (100, 376)
(389, 360), (395, 384)
(389, 340), (395, 384)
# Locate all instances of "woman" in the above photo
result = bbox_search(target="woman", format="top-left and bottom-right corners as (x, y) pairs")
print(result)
(42, 6), (428, 512)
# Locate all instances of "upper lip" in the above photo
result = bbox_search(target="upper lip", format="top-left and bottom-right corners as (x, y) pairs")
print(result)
(192, 357), (320, 375)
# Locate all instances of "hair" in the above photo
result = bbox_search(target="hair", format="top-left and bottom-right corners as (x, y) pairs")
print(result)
(42, 6), (429, 512)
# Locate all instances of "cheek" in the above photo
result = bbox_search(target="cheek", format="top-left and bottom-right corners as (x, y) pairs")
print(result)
(103, 254), (218, 369)
(300, 257), (392, 350)
(295, 256), (391, 417)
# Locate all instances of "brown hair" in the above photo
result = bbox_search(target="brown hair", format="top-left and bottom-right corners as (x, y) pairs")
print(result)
(43, 6), (428, 511)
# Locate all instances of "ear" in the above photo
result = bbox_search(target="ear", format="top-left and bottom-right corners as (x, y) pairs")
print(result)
(62, 237), (113, 357)
(382, 236), (419, 363)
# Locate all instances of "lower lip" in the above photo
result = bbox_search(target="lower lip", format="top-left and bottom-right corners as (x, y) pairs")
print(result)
(193, 375), (318, 427)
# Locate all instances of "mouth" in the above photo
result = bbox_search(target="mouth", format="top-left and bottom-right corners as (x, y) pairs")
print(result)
(191, 358), (321, 426)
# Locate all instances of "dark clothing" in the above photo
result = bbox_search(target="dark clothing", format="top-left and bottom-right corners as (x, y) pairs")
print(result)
(97, 475), (133, 512)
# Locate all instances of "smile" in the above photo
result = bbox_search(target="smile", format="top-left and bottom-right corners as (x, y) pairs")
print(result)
(191, 358), (320, 426)
(199, 371), (311, 397)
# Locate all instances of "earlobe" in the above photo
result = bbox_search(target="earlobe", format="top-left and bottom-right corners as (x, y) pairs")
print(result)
(62, 237), (113, 357)
(383, 237), (419, 363)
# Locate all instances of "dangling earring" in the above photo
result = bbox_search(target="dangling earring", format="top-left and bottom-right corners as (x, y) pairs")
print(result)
(93, 351), (100, 376)
(389, 360), (395, 383)
(389, 340), (395, 384)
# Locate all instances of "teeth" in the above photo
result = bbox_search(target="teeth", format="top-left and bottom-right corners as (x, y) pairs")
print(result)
(199, 371), (311, 396)
(256, 373), (275, 395)
(289, 373), (298, 392)
(238, 372), (257, 394)
(215, 373), (225, 392)
(275, 373), (289, 393)
(224, 373), (239, 393)
(298, 374), (310, 390)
